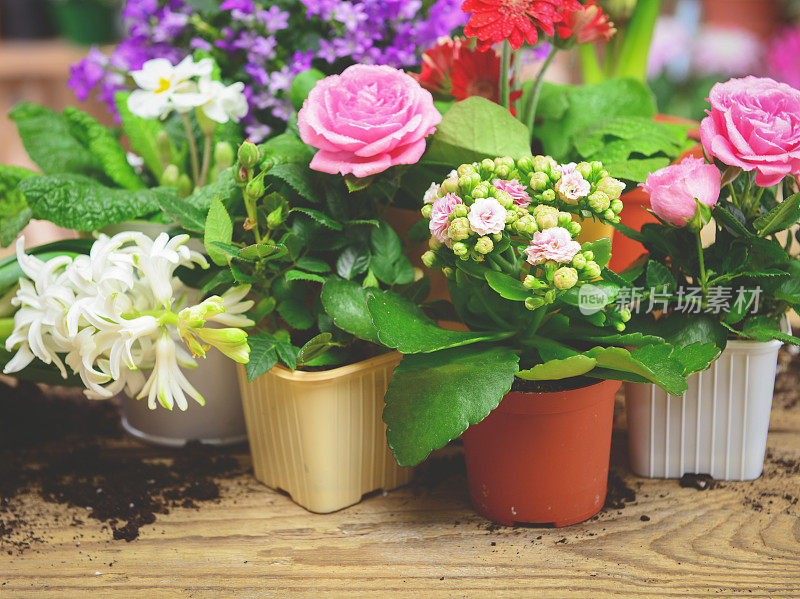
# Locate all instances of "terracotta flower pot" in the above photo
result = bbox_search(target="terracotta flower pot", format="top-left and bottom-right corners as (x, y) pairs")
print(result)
(462, 378), (620, 527)
(608, 115), (701, 272)
(237, 352), (413, 513)
(702, 0), (778, 39)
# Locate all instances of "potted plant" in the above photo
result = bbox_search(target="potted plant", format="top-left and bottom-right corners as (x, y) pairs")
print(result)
(0, 54), (253, 446)
(619, 76), (800, 481)
(48, 0), (121, 46)
(324, 153), (718, 526)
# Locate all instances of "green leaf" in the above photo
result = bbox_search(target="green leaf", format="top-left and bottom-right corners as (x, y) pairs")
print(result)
(776, 260), (800, 308)
(237, 243), (287, 261)
(277, 299), (314, 330)
(9, 103), (103, 177)
(275, 340), (299, 370)
(714, 204), (751, 237)
(0, 165), (36, 247)
(740, 315), (799, 346)
(115, 92), (171, 181)
(200, 268), (235, 296)
(585, 345), (688, 396)
(258, 133), (315, 166)
(285, 269), (326, 283)
(581, 238), (612, 268)
(384, 345), (520, 466)
(204, 197), (233, 266)
(210, 242), (242, 260)
(289, 68), (326, 110)
(290, 207), (343, 230)
(344, 174), (374, 193)
(245, 333), (278, 382)
(484, 271), (529, 301)
(266, 163), (320, 202)
(156, 194), (207, 233)
(671, 342), (720, 376)
(645, 259), (677, 293)
(367, 290), (514, 353)
(297, 333), (335, 365)
(369, 221), (413, 285)
(18, 174), (168, 230)
(423, 97), (531, 166)
(754, 193), (800, 236)
(336, 246), (370, 279)
(296, 256), (330, 273)
(62, 107), (145, 190)
(321, 279), (381, 344)
(516, 355), (597, 380)
(187, 169), (239, 211)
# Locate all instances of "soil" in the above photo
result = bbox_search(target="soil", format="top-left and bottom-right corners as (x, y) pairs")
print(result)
(0, 379), (245, 551)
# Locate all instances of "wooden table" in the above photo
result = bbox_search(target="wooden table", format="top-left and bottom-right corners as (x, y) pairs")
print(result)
(0, 363), (799, 598)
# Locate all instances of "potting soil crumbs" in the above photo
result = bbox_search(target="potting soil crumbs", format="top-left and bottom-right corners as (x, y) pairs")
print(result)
(0, 379), (246, 551)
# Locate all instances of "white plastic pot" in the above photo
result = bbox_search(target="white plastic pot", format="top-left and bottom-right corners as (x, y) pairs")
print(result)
(626, 326), (787, 481)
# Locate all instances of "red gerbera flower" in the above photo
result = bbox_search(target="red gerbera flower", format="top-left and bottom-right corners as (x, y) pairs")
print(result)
(462, 0), (583, 51)
(561, 1), (616, 44)
(450, 46), (523, 113)
(413, 38), (464, 97)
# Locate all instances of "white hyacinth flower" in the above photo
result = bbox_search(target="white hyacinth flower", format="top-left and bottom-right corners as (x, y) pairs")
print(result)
(127, 56), (213, 120)
(3, 233), (252, 411)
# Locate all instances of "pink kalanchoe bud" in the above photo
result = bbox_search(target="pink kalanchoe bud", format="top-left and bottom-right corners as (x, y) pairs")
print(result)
(492, 178), (532, 208)
(524, 227), (582, 266)
(556, 170), (591, 203)
(429, 193), (464, 243)
(468, 197), (507, 236)
(641, 157), (721, 227)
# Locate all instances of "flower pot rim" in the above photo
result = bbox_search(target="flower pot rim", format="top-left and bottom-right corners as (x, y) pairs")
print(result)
(499, 378), (621, 416)
(264, 351), (401, 383)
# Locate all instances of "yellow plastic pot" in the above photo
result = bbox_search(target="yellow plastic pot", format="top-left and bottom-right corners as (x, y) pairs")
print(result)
(237, 352), (413, 513)
(576, 216), (615, 246)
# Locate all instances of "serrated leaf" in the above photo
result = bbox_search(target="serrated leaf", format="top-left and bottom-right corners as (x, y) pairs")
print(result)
(344, 174), (374, 192)
(295, 256), (330, 273)
(585, 345), (688, 396)
(187, 169), (239, 210)
(516, 355), (597, 380)
(290, 207), (343, 230)
(297, 333), (335, 365)
(320, 279), (381, 343)
(157, 194), (207, 233)
(9, 103), (103, 177)
(210, 241), (243, 259)
(645, 259), (677, 293)
(275, 340), (299, 370)
(237, 243), (287, 261)
(384, 345), (520, 466)
(754, 193), (800, 236)
(200, 268), (235, 296)
(63, 107), (145, 190)
(285, 270), (326, 283)
(277, 299), (314, 330)
(367, 290), (514, 353)
(204, 197), (233, 266)
(18, 174), (168, 230)
(714, 204), (751, 237)
(0, 165), (36, 247)
(245, 333), (278, 382)
(265, 163), (320, 202)
(671, 342), (720, 376)
(258, 132), (315, 166)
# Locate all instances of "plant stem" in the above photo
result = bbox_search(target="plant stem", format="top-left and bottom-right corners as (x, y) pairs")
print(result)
(524, 45), (558, 140)
(500, 40), (511, 110)
(198, 133), (213, 188)
(181, 113), (201, 189)
(695, 230), (707, 296)
(0, 317), (14, 341)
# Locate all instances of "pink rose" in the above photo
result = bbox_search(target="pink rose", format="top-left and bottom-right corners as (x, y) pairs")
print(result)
(468, 198), (507, 236)
(429, 193), (463, 243)
(700, 76), (800, 187)
(297, 64), (442, 178)
(556, 171), (591, 203)
(641, 157), (721, 227)
(524, 227), (581, 265)
(492, 178), (532, 208)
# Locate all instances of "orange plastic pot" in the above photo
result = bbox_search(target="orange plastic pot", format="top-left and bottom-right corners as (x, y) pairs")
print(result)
(608, 116), (702, 272)
(462, 378), (620, 527)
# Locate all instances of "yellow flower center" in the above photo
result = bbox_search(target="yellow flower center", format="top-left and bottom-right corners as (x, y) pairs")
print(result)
(155, 77), (171, 94)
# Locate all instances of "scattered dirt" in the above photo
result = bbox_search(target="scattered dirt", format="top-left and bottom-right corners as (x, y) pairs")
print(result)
(679, 473), (716, 491)
(0, 379), (246, 552)
(604, 470), (637, 510)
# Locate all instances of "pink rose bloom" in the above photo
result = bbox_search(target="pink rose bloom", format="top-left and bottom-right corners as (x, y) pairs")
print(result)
(492, 178), (532, 208)
(429, 193), (463, 243)
(468, 198), (507, 236)
(700, 76), (800, 187)
(556, 170), (591, 203)
(767, 26), (800, 91)
(524, 227), (581, 265)
(641, 157), (721, 227)
(298, 64), (442, 178)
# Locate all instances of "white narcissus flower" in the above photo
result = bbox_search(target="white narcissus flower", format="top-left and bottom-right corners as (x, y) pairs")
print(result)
(3, 232), (253, 411)
(127, 56), (213, 119)
(196, 79), (249, 124)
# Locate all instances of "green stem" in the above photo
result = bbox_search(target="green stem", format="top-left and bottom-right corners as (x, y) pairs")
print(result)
(181, 113), (201, 189)
(487, 254), (516, 275)
(500, 40), (511, 110)
(0, 317), (14, 341)
(524, 45), (558, 140)
(198, 133), (213, 189)
(695, 231), (707, 296)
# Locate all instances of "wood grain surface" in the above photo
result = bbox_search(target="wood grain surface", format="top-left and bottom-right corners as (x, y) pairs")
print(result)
(1, 359), (799, 598)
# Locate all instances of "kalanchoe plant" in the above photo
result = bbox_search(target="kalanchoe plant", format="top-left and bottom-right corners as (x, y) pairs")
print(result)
(324, 155), (719, 466)
(616, 76), (800, 349)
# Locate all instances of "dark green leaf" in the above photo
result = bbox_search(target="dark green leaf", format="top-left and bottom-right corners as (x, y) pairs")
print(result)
(156, 194), (207, 233)
(237, 243), (287, 261)
(275, 340), (299, 370)
(277, 299), (314, 330)
(285, 269), (326, 283)
(258, 133), (315, 166)
(297, 333), (335, 365)
(290, 207), (343, 230)
(320, 279), (381, 344)
(484, 271), (529, 301)
(296, 256), (330, 273)
(245, 333), (278, 382)
(336, 246), (370, 279)
(754, 193), (800, 236)
(266, 163), (320, 202)
(187, 169), (239, 211)
(384, 345), (520, 466)
(645, 259), (677, 293)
